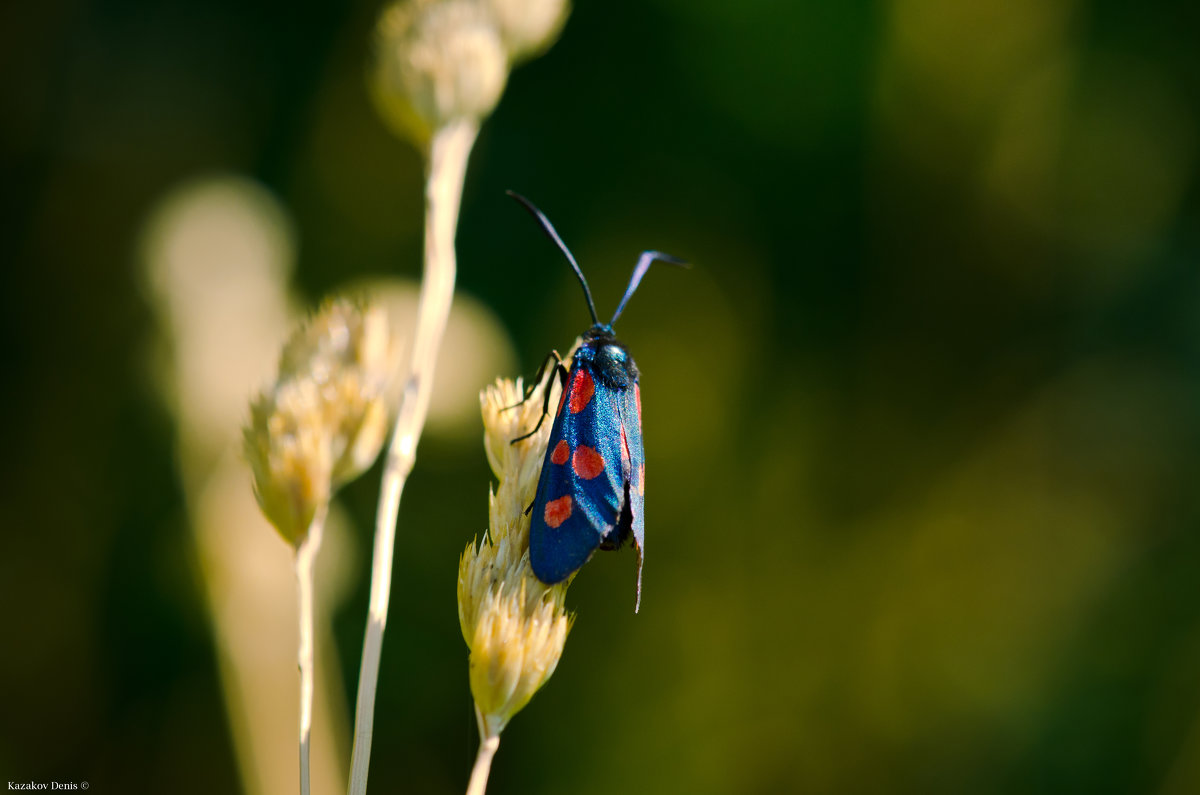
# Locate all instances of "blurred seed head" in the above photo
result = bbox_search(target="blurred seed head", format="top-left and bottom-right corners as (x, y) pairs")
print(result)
(245, 299), (395, 546)
(372, 0), (509, 147)
(484, 0), (569, 62)
(458, 377), (571, 737)
(370, 0), (569, 147)
(278, 299), (393, 487)
(245, 382), (335, 546)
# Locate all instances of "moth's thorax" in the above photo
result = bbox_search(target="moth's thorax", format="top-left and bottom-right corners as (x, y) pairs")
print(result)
(578, 324), (639, 389)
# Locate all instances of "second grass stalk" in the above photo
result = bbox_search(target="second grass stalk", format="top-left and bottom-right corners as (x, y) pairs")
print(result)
(347, 118), (479, 795)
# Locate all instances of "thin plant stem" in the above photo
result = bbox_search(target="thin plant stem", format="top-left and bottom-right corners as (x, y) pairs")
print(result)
(465, 735), (500, 795)
(295, 505), (327, 795)
(347, 117), (481, 795)
(465, 708), (500, 795)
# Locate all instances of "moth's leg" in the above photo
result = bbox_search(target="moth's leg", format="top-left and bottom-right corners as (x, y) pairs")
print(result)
(511, 360), (569, 444)
(503, 350), (562, 410)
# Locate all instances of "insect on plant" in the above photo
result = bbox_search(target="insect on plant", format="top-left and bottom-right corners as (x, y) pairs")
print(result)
(506, 191), (688, 612)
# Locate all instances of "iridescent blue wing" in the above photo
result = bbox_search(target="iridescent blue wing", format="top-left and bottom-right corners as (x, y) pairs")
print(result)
(529, 360), (627, 583)
(618, 381), (646, 611)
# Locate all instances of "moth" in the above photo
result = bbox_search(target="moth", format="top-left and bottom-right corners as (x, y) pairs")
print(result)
(507, 191), (686, 612)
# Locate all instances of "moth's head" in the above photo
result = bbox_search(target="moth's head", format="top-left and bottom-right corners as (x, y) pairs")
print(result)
(583, 323), (616, 344)
(583, 324), (638, 387)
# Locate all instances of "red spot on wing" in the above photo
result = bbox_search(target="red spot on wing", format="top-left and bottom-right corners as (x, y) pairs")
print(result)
(635, 384), (642, 424)
(620, 425), (631, 468)
(550, 439), (569, 465)
(572, 445), (605, 480)
(544, 496), (572, 528)
(638, 463), (645, 495)
(569, 370), (595, 413)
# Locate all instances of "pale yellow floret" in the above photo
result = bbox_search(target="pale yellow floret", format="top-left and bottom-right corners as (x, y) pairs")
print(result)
(484, 0), (569, 62)
(370, 0), (569, 149)
(468, 578), (571, 738)
(371, 0), (509, 148)
(245, 385), (333, 546)
(244, 298), (394, 546)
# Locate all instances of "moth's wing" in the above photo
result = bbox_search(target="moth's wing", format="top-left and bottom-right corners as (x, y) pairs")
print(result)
(619, 381), (647, 611)
(529, 364), (624, 583)
(575, 369), (627, 531)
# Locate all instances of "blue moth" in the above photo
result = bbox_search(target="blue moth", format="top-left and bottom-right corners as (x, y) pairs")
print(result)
(506, 191), (687, 613)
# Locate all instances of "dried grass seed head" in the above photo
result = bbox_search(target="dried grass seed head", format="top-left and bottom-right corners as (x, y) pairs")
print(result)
(459, 375), (571, 736)
(484, 0), (569, 62)
(245, 298), (393, 546)
(480, 377), (557, 509)
(244, 381), (334, 546)
(372, 0), (508, 147)
(468, 578), (571, 738)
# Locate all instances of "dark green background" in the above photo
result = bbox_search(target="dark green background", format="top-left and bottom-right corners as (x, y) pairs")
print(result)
(5, 0), (1200, 792)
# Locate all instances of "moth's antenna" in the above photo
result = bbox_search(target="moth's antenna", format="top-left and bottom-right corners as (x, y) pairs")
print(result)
(610, 250), (690, 326)
(506, 190), (599, 326)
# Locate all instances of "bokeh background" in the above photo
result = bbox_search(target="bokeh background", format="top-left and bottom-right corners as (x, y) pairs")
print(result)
(4, 0), (1200, 793)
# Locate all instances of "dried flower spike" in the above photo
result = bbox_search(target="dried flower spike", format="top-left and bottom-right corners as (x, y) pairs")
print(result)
(280, 299), (392, 488)
(245, 381), (335, 546)
(372, 0), (509, 148)
(468, 577), (571, 737)
(459, 377), (572, 793)
(485, 0), (569, 62)
(244, 298), (393, 546)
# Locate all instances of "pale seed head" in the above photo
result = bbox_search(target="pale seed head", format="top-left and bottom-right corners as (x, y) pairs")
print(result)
(244, 381), (334, 546)
(371, 0), (509, 147)
(280, 299), (393, 487)
(468, 577), (571, 737)
(245, 298), (394, 546)
(459, 374), (572, 737)
(480, 377), (558, 521)
(484, 0), (569, 62)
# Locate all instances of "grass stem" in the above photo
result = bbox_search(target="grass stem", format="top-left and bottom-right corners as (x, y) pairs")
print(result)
(347, 117), (480, 795)
(465, 708), (500, 795)
(295, 506), (327, 795)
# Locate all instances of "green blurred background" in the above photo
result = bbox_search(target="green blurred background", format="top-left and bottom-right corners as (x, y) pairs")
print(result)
(5, 0), (1200, 792)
